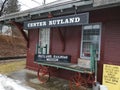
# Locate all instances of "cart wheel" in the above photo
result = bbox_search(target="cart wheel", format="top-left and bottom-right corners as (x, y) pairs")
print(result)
(69, 73), (88, 90)
(37, 65), (50, 83)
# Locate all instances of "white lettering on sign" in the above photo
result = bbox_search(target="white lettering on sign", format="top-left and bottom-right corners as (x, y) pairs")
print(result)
(36, 54), (70, 62)
(27, 21), (47, 28)
(53, 55), (68, 59)
(48, 17), (81, 26)
(69, 18), (74, 23)
(75, 17), (80, 22)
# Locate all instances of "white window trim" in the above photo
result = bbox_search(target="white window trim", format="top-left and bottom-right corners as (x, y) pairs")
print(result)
(80, 23), (101, 60)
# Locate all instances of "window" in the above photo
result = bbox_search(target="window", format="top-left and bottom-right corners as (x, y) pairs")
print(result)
(38, 28), (50, 54)
(81, 24), (101, 60)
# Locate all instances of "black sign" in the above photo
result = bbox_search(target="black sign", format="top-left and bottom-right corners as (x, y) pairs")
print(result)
(24, 13), (89, 29)
(34, 54), (71, 63)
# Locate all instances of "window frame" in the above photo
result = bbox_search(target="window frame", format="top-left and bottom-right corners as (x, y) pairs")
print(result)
(80, 23), (101, 60)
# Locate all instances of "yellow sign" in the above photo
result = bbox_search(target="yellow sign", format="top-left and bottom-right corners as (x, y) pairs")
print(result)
(103, 64), (120, 90)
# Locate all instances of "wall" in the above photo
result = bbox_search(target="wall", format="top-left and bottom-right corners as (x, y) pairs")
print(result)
(90, 6), (120, 83)
(26, 29), (39, 70)
(50, 26), (81, 63)
(26, 6), (120, 83)
(103, 21), (120, 65)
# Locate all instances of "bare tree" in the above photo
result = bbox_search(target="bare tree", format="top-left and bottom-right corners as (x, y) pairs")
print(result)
(4, 0), (20, 14)
(0, 0), (20, 16)
(0, 0), (8, 16)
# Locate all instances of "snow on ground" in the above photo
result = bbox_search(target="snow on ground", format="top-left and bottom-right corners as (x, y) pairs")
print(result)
(0, 74), (35, 90)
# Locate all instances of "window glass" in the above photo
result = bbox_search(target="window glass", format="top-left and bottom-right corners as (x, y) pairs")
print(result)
(39, 28), (50, 54)
(81, 24), (101, 60)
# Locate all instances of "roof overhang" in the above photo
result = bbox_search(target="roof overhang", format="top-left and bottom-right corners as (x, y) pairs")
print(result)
(0, 0), (120, 24)
(0, 0), (93, 23)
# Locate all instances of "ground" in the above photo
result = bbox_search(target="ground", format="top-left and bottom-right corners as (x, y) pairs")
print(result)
(0, 59), (91, 90)
(0, 59), (26, 75)
(9, 69), (70, 90)
(0, 59), (70, 90)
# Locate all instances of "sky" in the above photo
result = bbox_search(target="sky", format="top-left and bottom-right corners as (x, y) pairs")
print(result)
(19, 0), (57, 11)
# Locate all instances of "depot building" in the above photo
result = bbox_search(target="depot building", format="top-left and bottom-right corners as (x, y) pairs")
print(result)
(0, 0), (120, 85)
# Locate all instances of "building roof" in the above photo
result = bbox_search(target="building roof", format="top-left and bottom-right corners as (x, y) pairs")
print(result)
(0, 0), (93, 23)
(0, 0), (120, 24)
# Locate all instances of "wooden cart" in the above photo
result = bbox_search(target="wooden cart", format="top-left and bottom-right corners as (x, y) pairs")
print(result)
(34, 44), (97, 90)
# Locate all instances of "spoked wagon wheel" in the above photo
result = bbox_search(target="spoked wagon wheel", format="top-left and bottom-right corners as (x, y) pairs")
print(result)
(69, 73), (88, 90)
(37, 65), (50, 83)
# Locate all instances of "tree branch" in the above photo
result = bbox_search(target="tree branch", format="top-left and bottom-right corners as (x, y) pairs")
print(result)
(0, 0), (8, 16)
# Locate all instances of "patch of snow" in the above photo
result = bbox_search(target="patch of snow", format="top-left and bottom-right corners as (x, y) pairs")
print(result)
(0, 74), (35, 90)
(1, 25), (12, 36)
